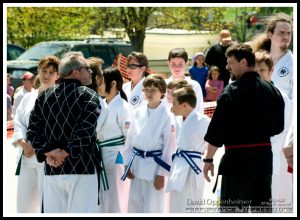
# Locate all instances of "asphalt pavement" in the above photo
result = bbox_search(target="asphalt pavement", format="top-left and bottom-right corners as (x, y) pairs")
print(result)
(3, 135), (224, 216)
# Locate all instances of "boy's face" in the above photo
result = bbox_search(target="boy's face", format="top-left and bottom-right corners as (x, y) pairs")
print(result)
(168, 57), (188, 79)
(98, 77), (106, 96)
(171, 98), (185, 116)
(166, 88), (176, 104)
(255, 62), (272, 82)
(143, 85), (163, 105)
(38, 65), (59, 87)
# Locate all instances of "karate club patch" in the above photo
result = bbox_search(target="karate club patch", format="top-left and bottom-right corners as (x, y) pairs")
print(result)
(130, 95), (140, 105)
(278, 67), (289, 77)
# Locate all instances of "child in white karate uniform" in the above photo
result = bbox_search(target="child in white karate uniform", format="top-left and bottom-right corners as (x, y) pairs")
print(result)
(122, 74), (175, 213)
(12, 56), (60, 212)
(97, 67), (131, 213)
(165, 48), (204, 113)
(166, 86), (211, 213)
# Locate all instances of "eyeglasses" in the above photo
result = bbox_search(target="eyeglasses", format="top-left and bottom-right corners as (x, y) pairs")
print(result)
(78, 66), (92, 72)
(127, 64), (143, 69)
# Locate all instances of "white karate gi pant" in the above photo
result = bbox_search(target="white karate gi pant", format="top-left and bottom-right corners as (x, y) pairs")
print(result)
(272, 152), (293, 210)
(17, 155), (44, 213)
(169, 169), (204, 213)
(271, 129), (293, 211)
(127, 178), (166, 213)
(99, 164), (130, 213)
(43, 173), (99, 213)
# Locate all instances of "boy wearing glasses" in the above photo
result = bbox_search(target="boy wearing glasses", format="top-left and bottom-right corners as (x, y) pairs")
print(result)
(122, 74), (175, 213)
(166, 48), (204, 113)
(166, 86), (210, 213)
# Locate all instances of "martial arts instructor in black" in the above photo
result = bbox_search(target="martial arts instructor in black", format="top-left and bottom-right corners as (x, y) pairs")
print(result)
(203, 44), (284, 213)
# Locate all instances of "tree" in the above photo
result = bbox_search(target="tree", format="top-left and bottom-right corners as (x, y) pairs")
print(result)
(120, 7), (156, 52)
(6, 7), (233, 51)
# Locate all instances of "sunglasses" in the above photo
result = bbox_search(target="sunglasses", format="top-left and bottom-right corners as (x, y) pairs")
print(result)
(78, 66), (92, 71)
(127, 64), (143, 69)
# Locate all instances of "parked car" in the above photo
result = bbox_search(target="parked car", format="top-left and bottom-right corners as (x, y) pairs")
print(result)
(7, 43), (25, 60)
(7, 38), (133, 89)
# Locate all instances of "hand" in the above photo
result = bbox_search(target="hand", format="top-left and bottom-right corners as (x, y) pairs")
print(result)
(46, 156), (62, 167)
(287, 157), (293, 168)
(45, 149), (69, 167)
(282, 145), (293, 159)
(203, 162), (214, 182)
(18, 139), (35, 158)
(154, 175), (164, 190)
(125, 166), (135, 179)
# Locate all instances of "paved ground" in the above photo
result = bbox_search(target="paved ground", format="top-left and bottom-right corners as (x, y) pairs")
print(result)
(3, 138), (19, 216)
(3, 136), (224, 216)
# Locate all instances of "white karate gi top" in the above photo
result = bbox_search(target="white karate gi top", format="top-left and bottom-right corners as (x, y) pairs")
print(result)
(12, 90), (41, 166)
(123, 101), (175, 181)
(97, 93), (131, 168)
(123, 77), (147, 110)
(165, 76), (204, 113)
(271, 50), (293, 100)
(166, 110), (211, 192)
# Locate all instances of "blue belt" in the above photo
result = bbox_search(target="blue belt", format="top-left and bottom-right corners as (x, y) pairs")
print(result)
(121, 147), (171, 181)
(172, 149), (203, 174)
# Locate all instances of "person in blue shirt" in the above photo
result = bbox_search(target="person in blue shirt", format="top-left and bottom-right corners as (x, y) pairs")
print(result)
(189, 52), (209, 100)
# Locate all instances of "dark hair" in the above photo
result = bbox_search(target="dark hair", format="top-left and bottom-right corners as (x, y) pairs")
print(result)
(103, 67), (127, 101)
(127, 51), (151, 77)
(167, 79), (191, 90)
(87, 57), (104, 93)
(173, 87), (196, 108)
(207, 66), (221, 80)
(168, 48), (188, 63)
(226, 44), (255, 67)
(143, 74), (166, 99)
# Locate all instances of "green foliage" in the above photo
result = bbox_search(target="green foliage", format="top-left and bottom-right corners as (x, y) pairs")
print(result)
(221, 7), (293, 43)
(6, 6), (294, 51)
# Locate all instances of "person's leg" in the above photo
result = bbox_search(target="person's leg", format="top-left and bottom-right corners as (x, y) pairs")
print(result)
(272, 154), (293, 212)
(250, 173), (272, 213)
(127, 178), (143, 213)
(36, 163), (44, 212)
(17, 164), (39, 213)
(43, 175), (67, 213)
(102, 165), (123, 212)
(68, 174), (99, 213)
(144, 179), (165, 213)
(220, 174), (252, 213)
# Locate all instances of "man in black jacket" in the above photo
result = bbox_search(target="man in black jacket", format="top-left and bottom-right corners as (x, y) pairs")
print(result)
(203, 44), (284, 213)
(205, 29), (233, 87)
(27, 51), (101, 213)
